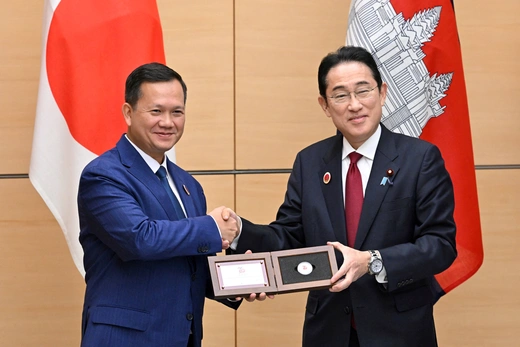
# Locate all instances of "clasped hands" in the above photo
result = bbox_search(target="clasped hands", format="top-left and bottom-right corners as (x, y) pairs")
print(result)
(208, 206), (241, 250)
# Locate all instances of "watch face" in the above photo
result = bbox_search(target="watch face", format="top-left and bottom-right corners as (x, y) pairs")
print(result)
(370, 259), (383, 274)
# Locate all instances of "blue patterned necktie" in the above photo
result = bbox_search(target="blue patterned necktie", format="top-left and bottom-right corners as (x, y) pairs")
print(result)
(156, 166), (186, 220)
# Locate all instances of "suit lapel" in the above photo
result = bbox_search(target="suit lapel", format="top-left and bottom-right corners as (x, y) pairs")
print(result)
(355, 126), (400, 249)
(117, 136), (181, 221)
(166, 161), (195, 218)
(319, 135), (348, 245)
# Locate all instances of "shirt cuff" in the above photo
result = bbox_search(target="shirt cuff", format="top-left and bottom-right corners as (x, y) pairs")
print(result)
(208, 215), (222, 237)
(374, 250), (388, 283)
(229, 216), (243, 250)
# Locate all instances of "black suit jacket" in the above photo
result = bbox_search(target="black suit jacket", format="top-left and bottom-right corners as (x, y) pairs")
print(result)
(236, 125), (457, 347)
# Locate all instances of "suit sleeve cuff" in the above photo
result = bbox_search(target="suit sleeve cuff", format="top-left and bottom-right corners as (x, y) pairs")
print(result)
(374, 250), (388, 283)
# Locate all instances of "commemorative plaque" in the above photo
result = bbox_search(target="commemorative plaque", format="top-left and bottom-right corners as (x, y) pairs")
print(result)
(208, 252), (278, 299)
(208, 245), (337, 299)
(271, 246), (338, 294)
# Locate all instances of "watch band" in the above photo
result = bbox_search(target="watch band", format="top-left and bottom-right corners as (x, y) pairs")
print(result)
(368, 249), (383, 275)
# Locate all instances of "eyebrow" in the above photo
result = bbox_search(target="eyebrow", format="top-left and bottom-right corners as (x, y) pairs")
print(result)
(147, 104), (185, 110)
(331, 81), (371, 92)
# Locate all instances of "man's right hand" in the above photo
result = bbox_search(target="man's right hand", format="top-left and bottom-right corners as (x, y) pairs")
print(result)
(208, 206), (240, 247)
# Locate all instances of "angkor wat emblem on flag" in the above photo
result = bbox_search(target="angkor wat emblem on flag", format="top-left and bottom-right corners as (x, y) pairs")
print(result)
(347, 0), (453, 138)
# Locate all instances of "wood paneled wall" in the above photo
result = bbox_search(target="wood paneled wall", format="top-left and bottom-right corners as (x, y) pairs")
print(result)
(1, 0), (519, 346)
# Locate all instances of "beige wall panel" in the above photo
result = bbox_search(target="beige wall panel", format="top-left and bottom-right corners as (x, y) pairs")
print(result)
(435, 169), (520, 346)
(236, 174), (288, 225)
(158, 1), (235, 171)
(195, 174), (236, 347)
(236, 293), (307, 347)
(0, 179), (84, 346)
(0, 2), (42, 174)
(455, 1), (520, 165)
(235, 0), (349, 169)
(236, 174), (307, 346)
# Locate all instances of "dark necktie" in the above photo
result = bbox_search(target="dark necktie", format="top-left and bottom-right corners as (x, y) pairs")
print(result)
(156, 166), (186, 220)
(345, 152), (363, 248)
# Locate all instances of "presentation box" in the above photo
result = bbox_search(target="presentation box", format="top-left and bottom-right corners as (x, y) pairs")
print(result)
(208, 245), (338, 299)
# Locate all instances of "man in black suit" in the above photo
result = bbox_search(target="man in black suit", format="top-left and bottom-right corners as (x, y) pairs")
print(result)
(233, 46), (457, 346)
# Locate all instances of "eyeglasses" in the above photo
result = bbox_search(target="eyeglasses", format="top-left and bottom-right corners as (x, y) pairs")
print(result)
(328, 86), (378, 104)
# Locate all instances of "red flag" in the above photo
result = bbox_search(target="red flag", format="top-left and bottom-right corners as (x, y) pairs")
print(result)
(347, 0), (483, 296)
(29, 0), (167, 275)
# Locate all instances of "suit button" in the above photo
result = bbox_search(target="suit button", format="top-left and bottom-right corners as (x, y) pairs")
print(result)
(186, 313), (193, 321)
(191, 273), (196, 281)
(344, 306), (351, 315)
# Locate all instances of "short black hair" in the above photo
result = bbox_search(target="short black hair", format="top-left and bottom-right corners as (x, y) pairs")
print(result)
(318, 46), (382, 98)
(125, 62), (187, 107)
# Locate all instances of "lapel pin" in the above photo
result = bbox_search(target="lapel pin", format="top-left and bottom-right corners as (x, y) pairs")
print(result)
(380, 169), (395, 186)
(323, 172), (331, 185)
(183, 184), (190, 196)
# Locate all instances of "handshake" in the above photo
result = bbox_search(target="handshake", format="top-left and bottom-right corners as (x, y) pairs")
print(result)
(208, 206), (241, 250)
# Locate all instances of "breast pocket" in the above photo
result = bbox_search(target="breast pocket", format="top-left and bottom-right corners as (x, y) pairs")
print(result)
(379, 197), (412, 213)
(372, 197), (414, 245)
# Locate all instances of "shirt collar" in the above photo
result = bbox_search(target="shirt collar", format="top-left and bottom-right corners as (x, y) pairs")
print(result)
(125, 134), (167, 174)
(342, 124), (381, 161)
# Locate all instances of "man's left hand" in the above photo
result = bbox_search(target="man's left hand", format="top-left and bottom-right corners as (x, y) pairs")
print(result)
(327, 241), (370, 292)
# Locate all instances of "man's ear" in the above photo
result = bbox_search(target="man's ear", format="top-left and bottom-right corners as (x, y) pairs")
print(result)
(318, 96), (331, 118)
(379, 82), (388, 106)
(122, 103), (132, 126)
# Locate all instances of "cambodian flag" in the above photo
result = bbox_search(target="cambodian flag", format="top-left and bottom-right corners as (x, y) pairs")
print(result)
(347, 0), (483, 298)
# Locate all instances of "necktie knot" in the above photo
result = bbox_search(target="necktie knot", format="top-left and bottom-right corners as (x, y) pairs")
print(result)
(156, 166), (167, 179)
(349, 152), (363, 165)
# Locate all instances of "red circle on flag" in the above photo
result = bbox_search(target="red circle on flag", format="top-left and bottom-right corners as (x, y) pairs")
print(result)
(46, 0), (166, 155)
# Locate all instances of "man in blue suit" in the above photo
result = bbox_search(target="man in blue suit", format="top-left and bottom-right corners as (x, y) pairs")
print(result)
(78, 63), (240, 347)
(233, 46), (457, 346)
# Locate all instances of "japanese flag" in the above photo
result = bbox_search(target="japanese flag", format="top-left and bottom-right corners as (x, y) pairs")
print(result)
(29, 0), (167, 275)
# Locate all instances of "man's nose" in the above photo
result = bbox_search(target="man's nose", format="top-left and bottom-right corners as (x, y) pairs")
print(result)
(347, 95), (363, 111)
(159, 113), (175, 127)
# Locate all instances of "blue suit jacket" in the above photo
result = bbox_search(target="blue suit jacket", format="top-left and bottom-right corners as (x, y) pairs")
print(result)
(79, 135), (236, 347)
(236, 125), (457, 347)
